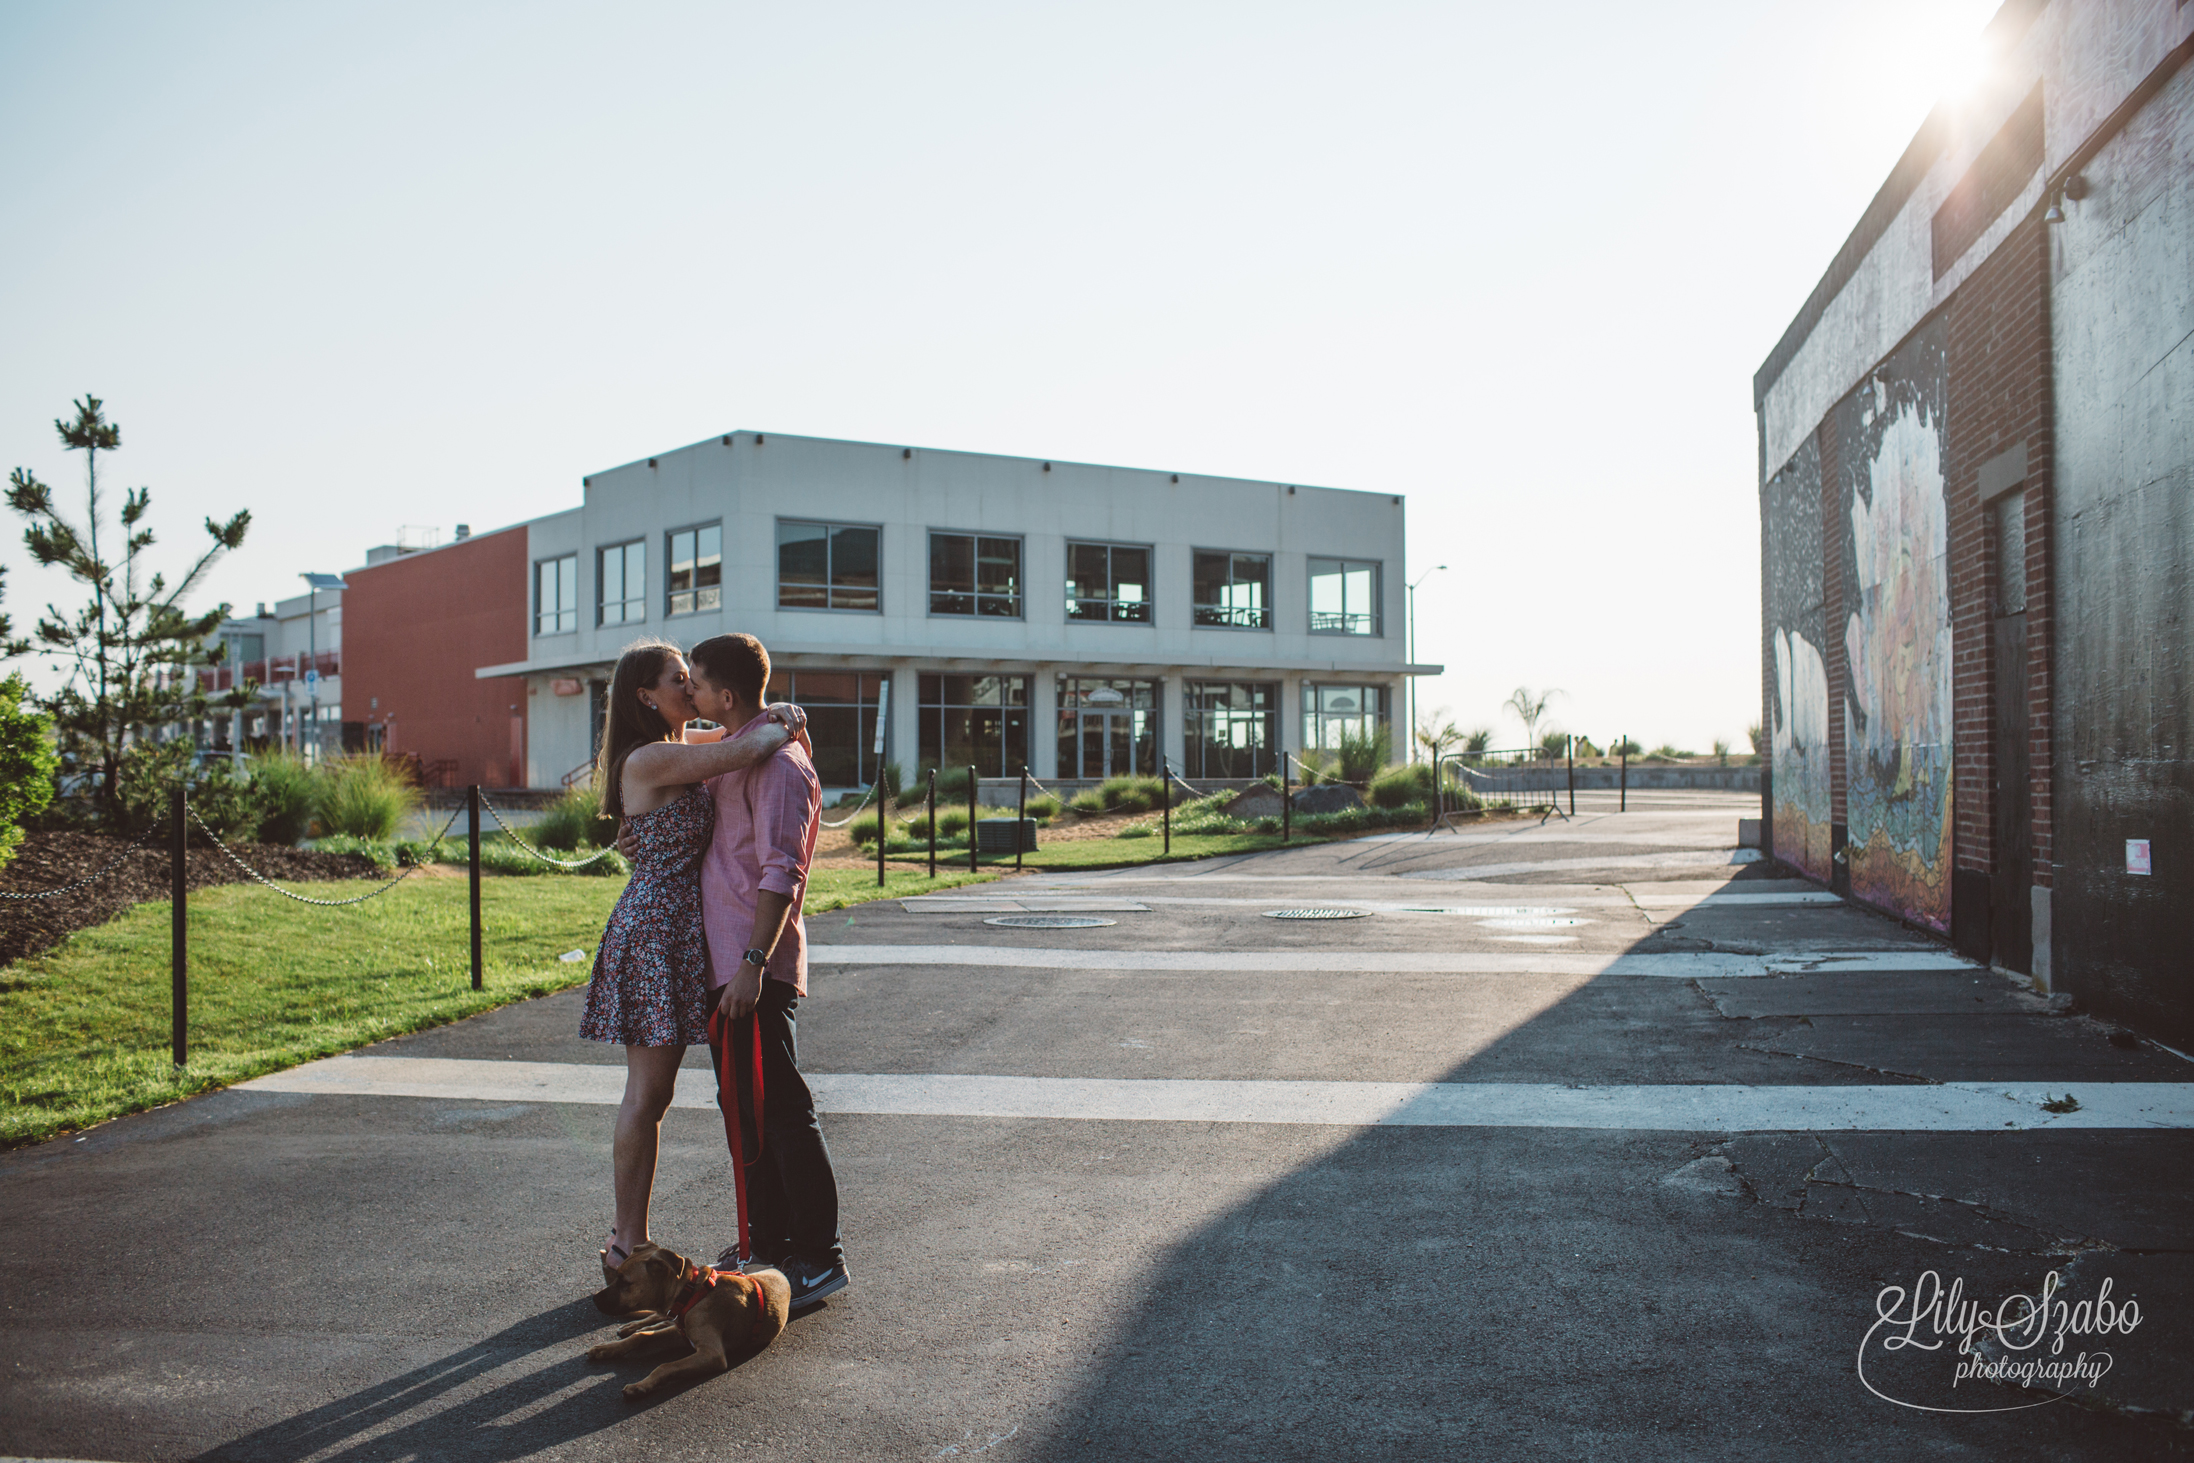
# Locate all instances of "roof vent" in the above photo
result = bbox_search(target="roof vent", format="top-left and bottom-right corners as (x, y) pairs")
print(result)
(454, 523), (471, 540)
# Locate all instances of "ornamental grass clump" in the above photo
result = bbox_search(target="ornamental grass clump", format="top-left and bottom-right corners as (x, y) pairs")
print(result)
(250, 751), (322, 845)
(533, 783), (615, 851)
(317, 755), (419, 841)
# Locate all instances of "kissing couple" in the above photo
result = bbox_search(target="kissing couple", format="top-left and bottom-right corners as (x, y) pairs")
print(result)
(580, 632), (848, 1311)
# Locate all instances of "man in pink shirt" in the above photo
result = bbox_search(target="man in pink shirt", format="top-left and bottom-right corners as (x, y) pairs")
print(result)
(683, 633), (846, 1308)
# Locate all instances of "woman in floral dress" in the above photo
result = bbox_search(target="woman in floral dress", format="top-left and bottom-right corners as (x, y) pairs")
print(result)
(582, 637), (808, 1277)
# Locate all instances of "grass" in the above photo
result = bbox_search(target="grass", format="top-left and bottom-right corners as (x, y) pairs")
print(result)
(0, 863), (999, 1148)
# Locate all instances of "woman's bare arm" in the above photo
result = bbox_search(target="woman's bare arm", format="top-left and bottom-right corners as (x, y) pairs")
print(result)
(626, 706), (807, 791)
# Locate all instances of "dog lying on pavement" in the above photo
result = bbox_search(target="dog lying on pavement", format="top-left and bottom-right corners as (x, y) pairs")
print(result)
(589, 1242), (791, 1400)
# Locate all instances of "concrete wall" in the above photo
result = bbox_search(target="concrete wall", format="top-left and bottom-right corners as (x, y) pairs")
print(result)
(2048, 56), (2194, 1044)
(1761, 438), (1832, 882)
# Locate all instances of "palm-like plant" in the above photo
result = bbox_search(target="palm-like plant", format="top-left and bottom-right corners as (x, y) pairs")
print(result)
(1504, 686), (1560, 755)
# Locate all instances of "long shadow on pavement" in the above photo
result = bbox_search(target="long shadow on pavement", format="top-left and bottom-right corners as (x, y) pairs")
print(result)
(1007, 873), (2191, 1462)
(201, 1297), (764, 1462)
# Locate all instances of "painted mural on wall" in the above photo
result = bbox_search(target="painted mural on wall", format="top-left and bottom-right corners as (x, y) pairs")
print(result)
(1835, 316), (1953, 931)
(1763, 437), (1832, 882)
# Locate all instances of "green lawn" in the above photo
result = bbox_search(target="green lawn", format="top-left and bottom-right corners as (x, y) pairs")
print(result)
(0, 865), (997, 1148)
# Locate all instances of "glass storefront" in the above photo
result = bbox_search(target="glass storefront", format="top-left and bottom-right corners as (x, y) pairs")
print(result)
(1184, 681), (1278, 778)
(1057, 677), (1158, 779)
(1302, 683), (1389, 751)
(767, 670), (889, 788)
(918, 674), (1029, 778)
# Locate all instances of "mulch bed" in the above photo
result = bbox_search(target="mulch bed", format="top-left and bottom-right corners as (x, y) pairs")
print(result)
(0, 830), (380, 967)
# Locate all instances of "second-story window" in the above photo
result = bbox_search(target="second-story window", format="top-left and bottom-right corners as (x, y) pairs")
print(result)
(1066, 541), (1151, 623)
(930, 532), (1022, 617)
(667, 524), (722, 617)
(598, 541), (644, 626)
(1193, 550), (1271, 629)
(778, 520), (880, 611)
(1308, 557), (1381, 635)
(535, 554), (577, 635)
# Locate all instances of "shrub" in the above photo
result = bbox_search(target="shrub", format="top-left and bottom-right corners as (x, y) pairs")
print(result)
(114, 738), (267, 843)
(1333, 727), (1385, 785)
(1369, 762), (1430, 809)
(1712, 737), (1731, 765)
(1068, 788), (1107, 814)
(1610, 738), (1642, 757)
(0, 673), (56, 870)
(1539, 729), (1571, 759)
(1646, 743), (1691, 762)
(1097, 775), (1165, 812)
(921, 764), (974, 800)
(534, 783), (615, 851)
(1294, 748), (1334, 785)
(1461, 728), (1493, 757)
(250, 751), (322, 845)
(1746, 723), (1765, 755)
(1117, 823), (1154, 839)
(318, 755), (421, 840)
(1025, 794), (1060, 822)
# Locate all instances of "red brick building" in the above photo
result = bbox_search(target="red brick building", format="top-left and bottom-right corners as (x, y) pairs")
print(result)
(1756, 0), (2192, 1044)
(341, 527), (532, 788)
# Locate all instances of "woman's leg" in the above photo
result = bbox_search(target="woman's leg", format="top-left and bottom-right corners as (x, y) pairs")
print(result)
(612, 1044), (688, 1255)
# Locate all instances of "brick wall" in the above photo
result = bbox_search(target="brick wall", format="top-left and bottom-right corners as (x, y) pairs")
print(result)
(1944, 215), (2054, 888)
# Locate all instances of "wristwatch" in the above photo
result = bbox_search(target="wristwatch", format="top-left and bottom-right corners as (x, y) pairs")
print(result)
(742, 947), (770, 969)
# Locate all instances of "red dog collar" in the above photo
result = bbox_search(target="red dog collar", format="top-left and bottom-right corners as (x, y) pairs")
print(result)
(667, 1259), (771, 1331)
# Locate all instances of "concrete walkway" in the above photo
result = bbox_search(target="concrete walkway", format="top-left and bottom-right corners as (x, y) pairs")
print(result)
(3, 792), (2188, 1460)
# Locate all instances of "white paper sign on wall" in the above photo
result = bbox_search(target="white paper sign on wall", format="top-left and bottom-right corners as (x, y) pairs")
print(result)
(2126, 839), (2152, 875)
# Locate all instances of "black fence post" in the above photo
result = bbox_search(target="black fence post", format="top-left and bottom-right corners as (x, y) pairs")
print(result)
(967, 765), (978, 874)
(1162, 756), (1172, 855)
(171, 785), (187, 1068)
(468, 784), (483, 990)
(927, 768), (937, 879)
(1281, 750), (1292, 844)
(1567, 736), (1575, 817)
(877, 771), (889, 888)
(1016, 770), (1027, 872)
(1620, 736), (1628, 813)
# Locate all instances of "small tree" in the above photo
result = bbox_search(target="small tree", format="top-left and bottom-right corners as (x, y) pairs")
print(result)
(1504, 686), (1560, 753)
(7, 396), (251, 823)
(1461, 727), (1493, 760)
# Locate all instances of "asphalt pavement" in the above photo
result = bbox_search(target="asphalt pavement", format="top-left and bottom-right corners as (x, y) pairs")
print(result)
(3, 791), (2189, 1460)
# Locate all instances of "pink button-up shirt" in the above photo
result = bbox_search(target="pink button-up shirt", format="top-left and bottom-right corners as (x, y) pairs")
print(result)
(701, 720), (821, 996)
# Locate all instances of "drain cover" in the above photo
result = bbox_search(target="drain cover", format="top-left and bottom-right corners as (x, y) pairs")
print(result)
(1263, 907), (1371, 920)
(983, 914), (1117, 928)
(1479, 916), (1592, 929)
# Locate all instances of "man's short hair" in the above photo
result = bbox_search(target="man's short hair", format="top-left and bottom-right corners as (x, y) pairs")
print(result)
(687, 633), (770, 705)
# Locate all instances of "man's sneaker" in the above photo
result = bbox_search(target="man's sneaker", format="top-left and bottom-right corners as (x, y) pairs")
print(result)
(782, 1254), (851, 1307)
(719, 1245), (792, 1274)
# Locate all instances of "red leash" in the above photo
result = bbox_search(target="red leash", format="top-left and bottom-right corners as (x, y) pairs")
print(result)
(707, 1004), (766, 1265)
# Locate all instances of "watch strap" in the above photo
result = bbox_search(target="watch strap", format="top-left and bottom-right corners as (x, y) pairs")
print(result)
(742, 947), (770, 968)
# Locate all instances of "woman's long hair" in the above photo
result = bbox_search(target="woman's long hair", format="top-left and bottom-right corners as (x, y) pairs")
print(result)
(596, 638), (683, 821)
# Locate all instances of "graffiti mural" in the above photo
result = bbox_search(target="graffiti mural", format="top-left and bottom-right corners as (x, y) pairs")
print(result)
(1835, 317), (1953, 930)
(1763, 437), (1832, 882)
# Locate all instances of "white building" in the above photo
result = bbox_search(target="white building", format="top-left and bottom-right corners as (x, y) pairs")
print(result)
(482, 431), (1438, 794)
(203, 585), (346, 756)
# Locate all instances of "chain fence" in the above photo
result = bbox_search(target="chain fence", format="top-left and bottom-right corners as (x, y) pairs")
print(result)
(0, 818), (166, 901)
(188, 800), (466, 906)
(476, 788), (621, 869)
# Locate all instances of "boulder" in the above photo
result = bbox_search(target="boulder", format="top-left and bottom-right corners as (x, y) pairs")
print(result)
(1223, 786), (1285, 819)
(1290, 782), (1365, 815)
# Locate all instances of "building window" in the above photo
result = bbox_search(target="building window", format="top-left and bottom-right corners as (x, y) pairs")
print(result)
(1303, 683), (1388, 751)
(930, 532), (1023, 618)
(1308, 557), (1381, 635)
(1057, 677), (1158, 779)
(535, 554), (577, 635)
(1193, 551), (1271, 630)
(779, 520), (880, 612)
(766, 670), (889, 788)
(598, 540), (645, 626)
(666, 524), (722, 617)
(1185, 681), (1278, 778)
(919, 674), (1028, 778)
(1066, 541), (1152, 623)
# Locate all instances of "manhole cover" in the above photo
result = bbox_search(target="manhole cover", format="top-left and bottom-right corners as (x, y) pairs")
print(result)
(1479, 916), (1593, 929)
(1263, 907), (1371, 920)
(983, 914), (1117, 928)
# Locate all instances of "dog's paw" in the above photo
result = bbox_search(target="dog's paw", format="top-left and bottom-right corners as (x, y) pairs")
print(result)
(621, 1380), (655, 1402)
(586, 1343), (623, 1363)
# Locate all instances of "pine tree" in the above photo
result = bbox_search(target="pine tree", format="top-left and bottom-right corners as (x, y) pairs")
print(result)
(7, 395), (251, 823)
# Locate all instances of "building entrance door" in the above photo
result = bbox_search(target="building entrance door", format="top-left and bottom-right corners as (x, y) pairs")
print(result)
(1078, 712), (1136, 779)
(1990, 491), (2032, 974)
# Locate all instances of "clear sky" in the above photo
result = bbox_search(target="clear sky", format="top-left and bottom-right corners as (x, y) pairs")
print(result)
(0, 0), (2003, 753)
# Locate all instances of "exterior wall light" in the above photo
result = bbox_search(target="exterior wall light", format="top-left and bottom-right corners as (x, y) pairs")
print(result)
(2043, 191), (2065, 224)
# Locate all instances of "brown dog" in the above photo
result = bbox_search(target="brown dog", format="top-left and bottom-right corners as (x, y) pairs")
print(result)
(588, 1242), (790, 1400)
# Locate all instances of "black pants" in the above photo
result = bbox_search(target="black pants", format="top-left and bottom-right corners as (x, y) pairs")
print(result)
(709, 978), (843, 1268)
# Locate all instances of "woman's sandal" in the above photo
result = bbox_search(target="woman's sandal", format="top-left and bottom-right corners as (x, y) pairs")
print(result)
(601, 1228), (632, 1283)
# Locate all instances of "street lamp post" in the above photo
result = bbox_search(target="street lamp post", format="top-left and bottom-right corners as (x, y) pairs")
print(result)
(1407, 565), (1447, 763)
(300, 573), (347, 761)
